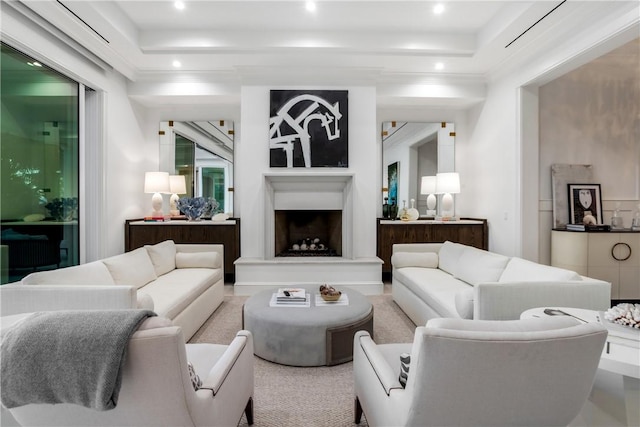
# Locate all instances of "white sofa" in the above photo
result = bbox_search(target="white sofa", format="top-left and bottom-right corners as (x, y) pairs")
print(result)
(0, 240), (224, 340)
(391, 241), (611, 325)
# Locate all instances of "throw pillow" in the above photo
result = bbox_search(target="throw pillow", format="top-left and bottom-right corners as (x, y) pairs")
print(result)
(176, 251), (221, 269)
(102, 247), (157, 289)
(145, 240), (177, 276)
(437, 241), (465, 276)
(455, 246), (510, 286)
(398, 352), (410, 388)
(391, 252), (439, 269)
(188, 362), (202, 391)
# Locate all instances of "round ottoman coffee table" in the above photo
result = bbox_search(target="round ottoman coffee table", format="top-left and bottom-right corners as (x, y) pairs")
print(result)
(242, 284), (373, 366)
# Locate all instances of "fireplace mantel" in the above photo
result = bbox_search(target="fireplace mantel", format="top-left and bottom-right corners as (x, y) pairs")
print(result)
(264, 172), (354, 259)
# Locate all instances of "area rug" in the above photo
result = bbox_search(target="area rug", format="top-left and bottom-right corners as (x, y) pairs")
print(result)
(190, 290), (416, 427)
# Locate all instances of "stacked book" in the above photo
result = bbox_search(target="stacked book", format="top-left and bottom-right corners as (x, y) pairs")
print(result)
(566, 224), (611, 232)
(270, 288), (310, 307)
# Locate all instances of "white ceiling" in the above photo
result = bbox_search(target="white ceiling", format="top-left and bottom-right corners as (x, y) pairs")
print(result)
(9, 0), (640, 109)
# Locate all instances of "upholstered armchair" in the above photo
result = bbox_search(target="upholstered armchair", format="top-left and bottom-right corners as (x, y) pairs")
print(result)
(1, 314), (254, 427)
(353, 317), (607, 427)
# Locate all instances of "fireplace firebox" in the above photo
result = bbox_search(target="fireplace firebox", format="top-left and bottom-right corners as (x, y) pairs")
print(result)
(275, 210), (342, 257)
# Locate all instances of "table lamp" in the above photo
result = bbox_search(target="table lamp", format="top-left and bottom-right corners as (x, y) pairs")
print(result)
(436, 172), (460, 220)
(169, 175), (187, 216)
(144, 171), (170, 217)
(420, 176), (437, 217)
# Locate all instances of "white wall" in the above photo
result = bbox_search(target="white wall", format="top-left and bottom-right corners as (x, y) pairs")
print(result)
(238, 86), (378, 259)
(461, 79), (521, 255)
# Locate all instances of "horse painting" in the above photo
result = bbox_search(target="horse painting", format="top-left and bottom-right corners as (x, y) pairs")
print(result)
(269, 90), (348, 168)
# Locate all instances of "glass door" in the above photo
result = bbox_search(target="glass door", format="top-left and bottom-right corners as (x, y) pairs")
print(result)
(1, 43), (80, 284)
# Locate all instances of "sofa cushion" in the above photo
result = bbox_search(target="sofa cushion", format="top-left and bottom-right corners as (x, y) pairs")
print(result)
(102, 248), (157, 290)
(145, 240), (176, 277)
(391, 252), (439, 269)
(437, 241), (466, 276)
(142, 268), (222, 320)
(394, 267), (468, 318)
(22, 261), (115, 286)
(499, 257), (582, 283)
(176, 252), (222, 269)
(455, 246), (510, 286)
(454, 287), (475, 319)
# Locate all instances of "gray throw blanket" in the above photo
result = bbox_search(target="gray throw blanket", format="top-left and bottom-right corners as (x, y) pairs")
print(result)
(1, 309), (156, 411)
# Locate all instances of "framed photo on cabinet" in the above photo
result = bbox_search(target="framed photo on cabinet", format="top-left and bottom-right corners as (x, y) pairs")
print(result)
(568, 183), (602, 225)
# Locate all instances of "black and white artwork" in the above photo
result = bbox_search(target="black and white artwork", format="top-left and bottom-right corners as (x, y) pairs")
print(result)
(269, 90), (348, 168)
(568, 183), (602, 225)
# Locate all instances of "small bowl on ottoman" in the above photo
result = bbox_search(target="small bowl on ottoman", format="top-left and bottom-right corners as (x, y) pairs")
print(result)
(320, 292), (342, 302)
(319, 284), (342, 301)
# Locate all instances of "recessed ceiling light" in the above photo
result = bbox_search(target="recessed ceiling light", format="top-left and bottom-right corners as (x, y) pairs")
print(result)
(306, 1), (316, 12)
(27, 61), (42, 67)
(435, 62), (444, 71)
(175, 1), (185, 10)
(172, 60), (182, 68)
(433, 4), (445, 15)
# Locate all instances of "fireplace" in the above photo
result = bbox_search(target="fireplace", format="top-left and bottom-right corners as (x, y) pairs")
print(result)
(234, 172), (381, 296)
(275, 210), (342, 257)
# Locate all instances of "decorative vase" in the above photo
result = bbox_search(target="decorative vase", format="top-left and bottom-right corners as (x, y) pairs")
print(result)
(400, 200), (410, 221)
(407, 198), (420, 221)
(382, 197), (389, 219)
(632, 203), (640, 231)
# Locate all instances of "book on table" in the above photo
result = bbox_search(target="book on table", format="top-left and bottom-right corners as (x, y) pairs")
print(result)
(565, 223), (611, 231)
(276, 288), (306, 302)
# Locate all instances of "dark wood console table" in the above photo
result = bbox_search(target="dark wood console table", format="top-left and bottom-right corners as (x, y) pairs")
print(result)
(125, 219), (240, 281)
(377, 218), (488, 274)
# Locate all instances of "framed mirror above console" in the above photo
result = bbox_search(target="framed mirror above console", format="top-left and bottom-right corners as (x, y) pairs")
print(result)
(159, 120), (234, 215)
(381, 121), (455, 216)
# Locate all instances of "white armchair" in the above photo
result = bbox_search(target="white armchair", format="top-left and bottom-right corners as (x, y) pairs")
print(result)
(2, 315), (254, 427)
(353, 317), (607, 427)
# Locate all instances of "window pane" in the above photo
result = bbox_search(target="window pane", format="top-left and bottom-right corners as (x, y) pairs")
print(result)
(1, 43), (79, 284)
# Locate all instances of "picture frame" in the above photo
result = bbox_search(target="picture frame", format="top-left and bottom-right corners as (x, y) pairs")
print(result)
(269, 90), (348, 168)
(568, 183), (602, 225)
(388, 162), (399, 205)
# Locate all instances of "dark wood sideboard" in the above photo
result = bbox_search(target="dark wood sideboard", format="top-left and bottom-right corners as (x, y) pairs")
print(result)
(377, 218), (488, 275)
(125, 219), (240, 281)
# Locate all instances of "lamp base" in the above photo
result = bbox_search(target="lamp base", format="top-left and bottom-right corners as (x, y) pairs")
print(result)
(151, 192), (164, 217)
(426, 209), (437, 217)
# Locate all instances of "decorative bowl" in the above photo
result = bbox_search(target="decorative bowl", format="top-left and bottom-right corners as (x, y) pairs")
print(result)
(320, 292), (341, 302)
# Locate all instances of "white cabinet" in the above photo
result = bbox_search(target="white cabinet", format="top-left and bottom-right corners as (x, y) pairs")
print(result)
(551, 230), (640, 300)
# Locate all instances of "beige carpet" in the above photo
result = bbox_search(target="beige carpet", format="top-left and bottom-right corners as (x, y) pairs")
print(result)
(190, 289), (416, 427)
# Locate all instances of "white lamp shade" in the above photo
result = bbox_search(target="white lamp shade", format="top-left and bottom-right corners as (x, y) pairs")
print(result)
(169, 175), (187, 194)
(420, 176), (437, 195)
(144, 172), (170, 194)
(436, 172), (460, 195)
